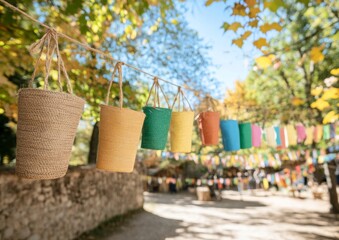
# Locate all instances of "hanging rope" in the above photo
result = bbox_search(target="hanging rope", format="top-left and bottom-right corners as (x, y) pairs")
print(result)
(172, 87), (193, 111)
(29, 29), (73, 93)
(0, 0), (193, 91)
(145, 77), (171, 109)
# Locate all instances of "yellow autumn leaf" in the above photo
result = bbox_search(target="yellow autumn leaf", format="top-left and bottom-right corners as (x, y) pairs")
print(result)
(241, 31), (252, 40)
(322, 87), (339, 100)
(205, 0), (218, 6)
(311, 86), (323, 96)
(330, 68), (339, 76)
(228, 22), (242, 32)
(311, 98), (330, 111)
(148, 0), (159, 5)
(171, 19), (179, 25)
(270, 22), (283, 31)
(232, 38), (244, 48)
(291, 97), (304, 106)
(249, 20), (259, 28)
(323, 111), (338, 124)
(310, 46), (324, 63)
(245, 0), (256, 7)
(268, 54), (275, 61)
(255, 56), (272, 69)
(260, 22), (282, 33)
(249, 7), (260, 18)
(232, 3), (246, 16)
(253, 38), (269, 49)
(264, 0), (284, 12)
(92, 24), (99, 33)
(125, 25), (133, 35)
(50, 70), (58, 81)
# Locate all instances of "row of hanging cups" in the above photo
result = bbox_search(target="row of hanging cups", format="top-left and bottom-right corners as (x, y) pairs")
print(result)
(196, 97), (254, 150)
(196, 95), (336, 151)
(96, 65), (194, 173)
(16, 30), (195, 180)
(197, 108), (336, 152)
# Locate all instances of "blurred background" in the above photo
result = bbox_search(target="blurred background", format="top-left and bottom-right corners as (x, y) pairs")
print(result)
(0, 0), (338, 239)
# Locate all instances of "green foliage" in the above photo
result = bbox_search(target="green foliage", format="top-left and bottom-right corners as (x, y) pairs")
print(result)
(225, 0), (339, 126)
(0, 0), (217, 163)
(207, 0), (338, 51)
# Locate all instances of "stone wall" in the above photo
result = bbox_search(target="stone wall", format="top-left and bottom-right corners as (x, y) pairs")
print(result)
(0, 165), (144, 240)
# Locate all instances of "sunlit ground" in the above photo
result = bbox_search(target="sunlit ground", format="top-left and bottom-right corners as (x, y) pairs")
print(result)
(104, 190), (339, 240)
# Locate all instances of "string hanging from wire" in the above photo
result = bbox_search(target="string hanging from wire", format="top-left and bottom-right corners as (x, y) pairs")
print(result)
(0, 0), (193, 92)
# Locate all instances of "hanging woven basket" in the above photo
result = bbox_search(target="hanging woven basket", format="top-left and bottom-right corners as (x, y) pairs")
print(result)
(239, 122), (252, 149)
(96, 62), (145, 173)
(197, 96), (220, 146)
(16, 30), (85, 179)
(170, 87), (194, 153)
(220, 119), (240, 151)
(141, 78), (172, 150)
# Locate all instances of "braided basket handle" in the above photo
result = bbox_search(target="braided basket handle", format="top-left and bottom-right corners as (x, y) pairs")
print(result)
(105, 62), (124, 108)
(171, 87), (193, 112)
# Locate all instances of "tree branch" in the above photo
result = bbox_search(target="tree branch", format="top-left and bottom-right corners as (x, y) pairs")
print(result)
(279, 69), (296, 97)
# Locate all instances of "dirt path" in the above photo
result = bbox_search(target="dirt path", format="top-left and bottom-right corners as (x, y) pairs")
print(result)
(102, 191), (338, 240)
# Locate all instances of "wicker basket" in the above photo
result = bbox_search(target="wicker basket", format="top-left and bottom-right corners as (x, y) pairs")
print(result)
(16, 89), (84, 179)
(141, 78), (172, 150)
(239, 122), (252, 149)
(16, 30), (85, 179)
(96, 62), (145, 172)
(197, 111), (220, 146)
(220, 119), (240, 151)
(170, 88), (194, 153)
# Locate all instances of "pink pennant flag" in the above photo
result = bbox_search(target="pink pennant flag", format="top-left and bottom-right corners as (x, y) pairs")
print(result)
(296, 124), (307, 143)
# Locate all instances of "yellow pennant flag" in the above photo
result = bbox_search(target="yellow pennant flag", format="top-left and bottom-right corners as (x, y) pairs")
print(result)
(314, 125), (323, 143)
(304, 126), (314, 145)
(286, 125), (297, 146)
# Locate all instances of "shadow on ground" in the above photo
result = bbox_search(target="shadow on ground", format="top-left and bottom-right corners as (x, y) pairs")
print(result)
(80, 192), (339, 240)
(144, 192), (267, 209)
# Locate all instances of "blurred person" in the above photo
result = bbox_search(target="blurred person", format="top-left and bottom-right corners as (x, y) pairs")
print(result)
(237, 172), (243, 200)
(169, 175), (177, 193)
(249, 173), (256, 195)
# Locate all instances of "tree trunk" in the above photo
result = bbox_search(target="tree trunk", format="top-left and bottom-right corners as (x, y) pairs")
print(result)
(88, 121), (99, 164)
(324, 161), (339, 213)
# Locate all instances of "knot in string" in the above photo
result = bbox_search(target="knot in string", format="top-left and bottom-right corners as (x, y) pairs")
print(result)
(145, 76), (170, 109)
(29, 29), (73, 94)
